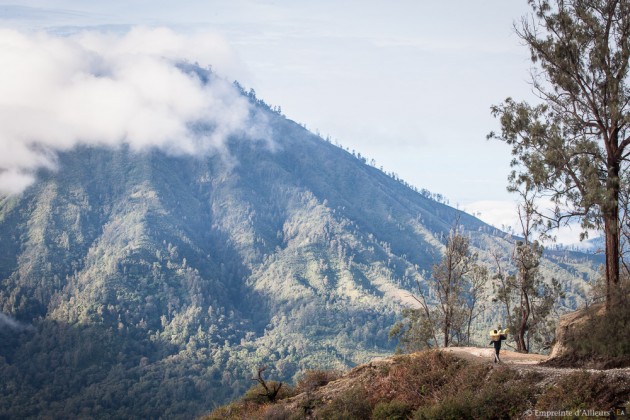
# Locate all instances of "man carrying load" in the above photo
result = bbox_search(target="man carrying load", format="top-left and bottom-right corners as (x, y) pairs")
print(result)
(489, 327), (508, 363)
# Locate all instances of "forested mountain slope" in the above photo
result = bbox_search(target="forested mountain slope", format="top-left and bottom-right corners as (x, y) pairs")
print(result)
(0, 85), (602, 418)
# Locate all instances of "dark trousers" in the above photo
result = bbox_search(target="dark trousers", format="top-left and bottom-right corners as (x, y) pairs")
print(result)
(494, 347), (501, 363)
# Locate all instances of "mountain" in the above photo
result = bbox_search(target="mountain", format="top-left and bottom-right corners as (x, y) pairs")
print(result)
(0, 81), (602, 418)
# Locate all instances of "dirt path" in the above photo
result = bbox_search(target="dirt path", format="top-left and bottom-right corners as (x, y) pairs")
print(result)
(444, 346), (547, 365)
(443, 347), (630, 382)
(277, 347), (630, 419)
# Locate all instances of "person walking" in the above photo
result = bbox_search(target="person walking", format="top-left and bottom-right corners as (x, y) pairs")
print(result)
(489, 327), (508, 363)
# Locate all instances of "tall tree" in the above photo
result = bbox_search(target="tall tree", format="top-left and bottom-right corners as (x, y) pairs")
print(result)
(433, 230), (473, 347)
(390, 226), (487, 350)
(492, 188), (564, 352)
(488, 0), (630, 309)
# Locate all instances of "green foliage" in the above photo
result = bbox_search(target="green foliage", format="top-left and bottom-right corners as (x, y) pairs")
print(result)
(561, 294), (630, 366)
(536, 371), (629, 412)
(488, 0), (630, 306)
(315, 386), (372, 420)
(0, 78), (602, 418)
(372, 400), (412, 420)
(426, 229), (487, 347)
(493, 238), (564, 353)
(391, 227), (488, 350)
(413, 366), (539, 419)
(389, 307), (436, 353)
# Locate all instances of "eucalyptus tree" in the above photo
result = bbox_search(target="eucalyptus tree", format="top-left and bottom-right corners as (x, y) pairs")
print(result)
(431, 230), (484, 347)
(489, 0), (630, 309)
(492, 188), (564, 352)
(390, 227), (487, 350)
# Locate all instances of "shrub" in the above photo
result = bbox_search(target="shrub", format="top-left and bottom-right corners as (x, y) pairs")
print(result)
(315, 386), (372, 420)
(372, 400), (413, 420)
(242, 381), (295, 404)
(368, 351), (468, 406)
(412, 365), (540, 419)
(259, 404), (295, 420)
(204, 400), (261, 420)
(413, 393), (474, 420)
(536, 371), (629, 411)
(295, 369), (340, 394)
(562, 301), (630, 367)
(469, 370), (537, 419)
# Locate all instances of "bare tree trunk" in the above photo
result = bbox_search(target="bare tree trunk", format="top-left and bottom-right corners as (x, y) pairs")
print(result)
(604, 166), (621, 310)
(252, 366), (283, 402)
(517, 292), (531, 353)
(411, 282), (439, 347)
(515, 291), (525, 353)
(443, 310), (450, 348)
(466, 306), (473, 346)
(604, 216), (620, 309)
(492, 251), (512, 323)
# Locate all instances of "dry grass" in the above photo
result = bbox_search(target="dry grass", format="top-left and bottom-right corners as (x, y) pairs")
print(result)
(366, 351), (469, 406)
(536, 371), (630, 412)
(204, 349), (630, 419)
(294, 369), (341, 394)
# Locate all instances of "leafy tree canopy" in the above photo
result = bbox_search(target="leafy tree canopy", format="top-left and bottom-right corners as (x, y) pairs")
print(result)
(489, 0), (630, 308)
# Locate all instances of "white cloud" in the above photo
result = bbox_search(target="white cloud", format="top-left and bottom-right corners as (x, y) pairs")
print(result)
(465, 200), (519, 232)
(465, 199), (599, 248)
(0, 27), (267, 194)
(0, 168), (35, 194)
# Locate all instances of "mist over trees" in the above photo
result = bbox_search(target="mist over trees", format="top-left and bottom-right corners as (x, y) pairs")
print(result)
(0, 5), (617, 413)
(0, 87), (602, 417)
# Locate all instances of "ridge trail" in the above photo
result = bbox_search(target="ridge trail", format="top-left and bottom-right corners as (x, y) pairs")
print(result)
(443, 346), (630, 380)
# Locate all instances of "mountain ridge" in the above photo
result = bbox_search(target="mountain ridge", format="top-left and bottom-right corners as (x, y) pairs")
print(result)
(204, 346), (630, 419)
(0, 83), (603, 418)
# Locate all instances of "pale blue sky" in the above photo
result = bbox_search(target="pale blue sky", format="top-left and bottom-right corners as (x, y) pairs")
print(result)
(0, 1), (541, 232)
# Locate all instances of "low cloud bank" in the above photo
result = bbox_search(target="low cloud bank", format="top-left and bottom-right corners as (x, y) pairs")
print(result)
(0, 27), (267, 194)
(0, 312), (33, 331)
(465, 199), (599, 250)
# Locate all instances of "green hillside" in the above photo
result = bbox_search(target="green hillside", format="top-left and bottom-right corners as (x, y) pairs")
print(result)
(0, 88), (602, 418)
